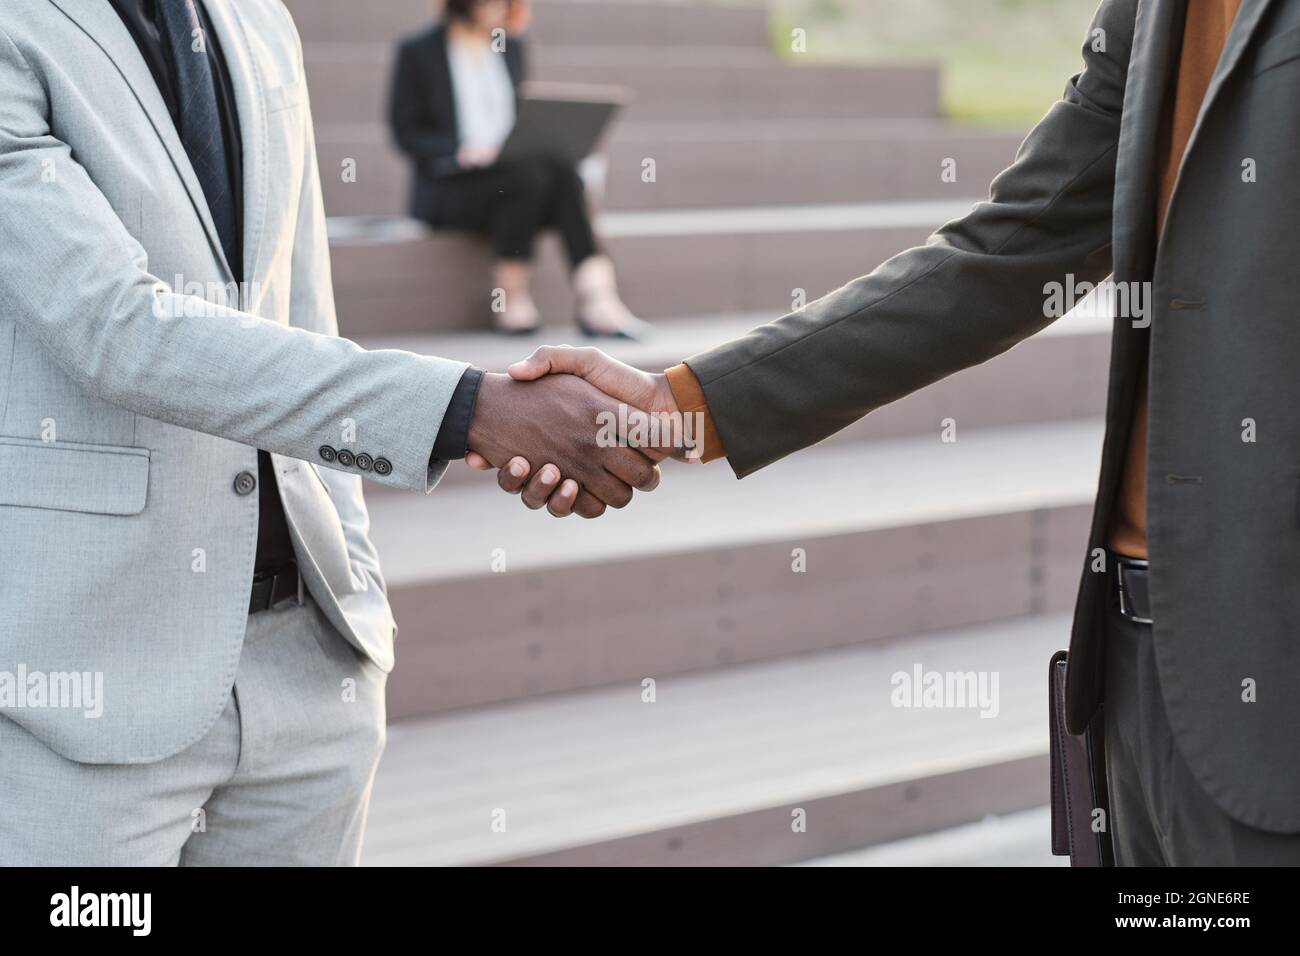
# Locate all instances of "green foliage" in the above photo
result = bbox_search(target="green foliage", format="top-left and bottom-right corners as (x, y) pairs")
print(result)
(768, 0), (1100, 127)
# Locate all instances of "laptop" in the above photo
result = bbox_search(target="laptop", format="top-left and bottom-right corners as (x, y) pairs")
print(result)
(496, 81), (627, 167)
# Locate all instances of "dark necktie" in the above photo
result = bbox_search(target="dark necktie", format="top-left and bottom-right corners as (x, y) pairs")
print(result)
(155, 0), (240, 279)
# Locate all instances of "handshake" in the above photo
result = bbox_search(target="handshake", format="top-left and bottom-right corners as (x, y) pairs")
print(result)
(463, 346), (697, 517)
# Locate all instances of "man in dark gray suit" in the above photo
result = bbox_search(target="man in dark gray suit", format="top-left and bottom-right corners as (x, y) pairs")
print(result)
(479, 0), (1300, 865)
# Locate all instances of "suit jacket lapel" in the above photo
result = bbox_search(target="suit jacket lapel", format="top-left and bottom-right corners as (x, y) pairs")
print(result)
(1168, 0), (1276, 212)
(202, 0), (269, 302)
(46, 0), (235, 284)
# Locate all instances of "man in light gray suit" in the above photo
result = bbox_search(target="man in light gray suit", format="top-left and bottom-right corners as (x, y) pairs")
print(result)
(490, 0), (1300, 865)
(0, 0), (659, 865)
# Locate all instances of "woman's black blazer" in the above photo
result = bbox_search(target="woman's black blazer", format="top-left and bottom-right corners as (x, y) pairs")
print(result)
(387, 22), (527, 220)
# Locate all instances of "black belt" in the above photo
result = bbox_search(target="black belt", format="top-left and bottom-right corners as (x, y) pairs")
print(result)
(249, 563), (300, 614)
(1112, 554), (1152, 624)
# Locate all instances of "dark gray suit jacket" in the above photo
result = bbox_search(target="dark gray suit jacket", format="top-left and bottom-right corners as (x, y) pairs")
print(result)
(685, 0), (1300, 833)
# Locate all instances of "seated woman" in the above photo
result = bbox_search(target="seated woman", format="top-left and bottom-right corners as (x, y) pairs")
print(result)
(388, 0), (647, 337)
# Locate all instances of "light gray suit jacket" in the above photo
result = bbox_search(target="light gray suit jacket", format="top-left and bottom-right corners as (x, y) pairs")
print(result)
(685, 0), (1300, 832)
(0, 0), (468, 763)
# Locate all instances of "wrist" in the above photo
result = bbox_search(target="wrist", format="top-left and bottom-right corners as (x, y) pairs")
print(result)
(661, 364), (721, 462)
(467, 371), (510, 460)
(649, 372), (678, 415)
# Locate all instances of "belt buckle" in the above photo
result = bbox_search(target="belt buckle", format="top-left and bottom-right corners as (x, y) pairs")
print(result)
(251, 564), (300, 613)
(1115, 559), (1152, 625)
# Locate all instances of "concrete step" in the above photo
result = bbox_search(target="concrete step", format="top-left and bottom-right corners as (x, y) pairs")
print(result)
(303, 42), (940, 125)
(328, 199), (985, 334)
(283, 0), (773, 51)
(354, 305), (1111, 493)
(314, 119), (1025, 218)
(369, 418), (1103, 718)
(798, 805), (1064, 866)
(362, 614), (1065, 866)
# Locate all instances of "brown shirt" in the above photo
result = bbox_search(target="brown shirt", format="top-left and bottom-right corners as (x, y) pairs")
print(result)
(668, 1), (1246, 526)
(1108, 0), (1242, 558)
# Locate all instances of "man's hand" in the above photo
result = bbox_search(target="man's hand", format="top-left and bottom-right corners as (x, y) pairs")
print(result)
(467, 347), (698, 513)
(506, 346), (679, 425)
(466, 371), (661, 518)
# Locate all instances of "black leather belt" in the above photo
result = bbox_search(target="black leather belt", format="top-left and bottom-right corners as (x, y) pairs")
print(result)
(249, 563), (300, 614)
(1112, 554), (1152, 624)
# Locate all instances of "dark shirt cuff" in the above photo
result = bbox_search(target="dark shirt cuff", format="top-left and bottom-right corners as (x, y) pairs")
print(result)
(430, 367), (485, 464)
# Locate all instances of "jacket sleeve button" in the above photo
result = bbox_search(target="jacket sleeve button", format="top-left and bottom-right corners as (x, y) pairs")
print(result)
(355, 453), (374, 472)
(319, 445), (337, 463)
(373, 457), (392, 476)
(337, 449), (355, 467)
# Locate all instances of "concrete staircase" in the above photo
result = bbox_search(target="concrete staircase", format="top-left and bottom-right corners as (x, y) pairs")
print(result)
(330, 200), (996, 334)
(352, 315), (1109, 866)
(363, 616), (1066, 866)
(281, 0), (1101, 865)
(315, 119), (1024, 218)
(287, 0), (1028, 331)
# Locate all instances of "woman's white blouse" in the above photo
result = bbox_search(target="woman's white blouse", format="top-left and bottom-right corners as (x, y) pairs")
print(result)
(448, 41), (516, 151)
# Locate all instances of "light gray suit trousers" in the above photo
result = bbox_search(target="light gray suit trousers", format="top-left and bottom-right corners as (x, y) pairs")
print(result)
(0, 595), (388, 866)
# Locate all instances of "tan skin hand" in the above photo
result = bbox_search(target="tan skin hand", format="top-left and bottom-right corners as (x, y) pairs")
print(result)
(507, 346), (680, 420)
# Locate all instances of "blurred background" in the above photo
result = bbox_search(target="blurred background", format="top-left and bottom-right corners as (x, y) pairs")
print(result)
(287, 0), (1109, 865)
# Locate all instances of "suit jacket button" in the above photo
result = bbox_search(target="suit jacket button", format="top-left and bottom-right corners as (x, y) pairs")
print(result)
(337, 449), (355, 467)
(319, 445), (337, 463)
(355, 453), (374, 472)
(233, 471), (257, 495)
(373, 457), (392, 476)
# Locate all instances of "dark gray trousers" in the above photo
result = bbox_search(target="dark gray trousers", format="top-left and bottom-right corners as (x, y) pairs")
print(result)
(1103, 603), (1300, 865)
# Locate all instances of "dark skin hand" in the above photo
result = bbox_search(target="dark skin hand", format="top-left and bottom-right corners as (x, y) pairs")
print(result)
(467, 372), (661, 518)
(469, 347), (691, 515)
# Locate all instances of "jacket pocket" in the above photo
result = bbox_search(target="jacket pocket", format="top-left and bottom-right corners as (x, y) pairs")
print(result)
(0, 436), (149, 516)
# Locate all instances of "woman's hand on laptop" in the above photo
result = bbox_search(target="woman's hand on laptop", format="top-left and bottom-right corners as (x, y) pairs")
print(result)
(457, 145), (499, 168)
